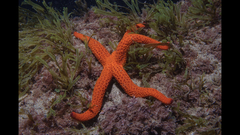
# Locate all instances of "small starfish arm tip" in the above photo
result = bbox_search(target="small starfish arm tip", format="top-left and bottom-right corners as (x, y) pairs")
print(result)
(167, 98), (173, 105)
(70, 112), (74, 117)
(74, 32), (83, 39)
(154, 94), (173, 105)
(170, 98), (173, 104)
(136, 23), (145, 28)
(70, 112), (81, 121)
(156, 45), (169, 50)
(70, 111), (94, 121)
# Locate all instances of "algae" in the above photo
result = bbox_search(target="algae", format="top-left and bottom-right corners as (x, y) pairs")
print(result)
(149, 0), (191, 43)
(19, 0), (82, 98)
(19, 0), (221, 134)
(93, 0), (155, 37)
(73, 0), (88, 17)
(187, 0), (221, 27)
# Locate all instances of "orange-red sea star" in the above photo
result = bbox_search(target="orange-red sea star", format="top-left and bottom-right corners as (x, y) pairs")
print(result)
(71, 23), (173, 121)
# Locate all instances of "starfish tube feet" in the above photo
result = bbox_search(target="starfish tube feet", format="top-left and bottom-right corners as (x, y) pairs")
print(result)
(71, 66), (113, 121)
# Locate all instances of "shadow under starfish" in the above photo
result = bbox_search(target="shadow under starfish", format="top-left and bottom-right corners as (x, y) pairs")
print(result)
(71, 23), (173, 121)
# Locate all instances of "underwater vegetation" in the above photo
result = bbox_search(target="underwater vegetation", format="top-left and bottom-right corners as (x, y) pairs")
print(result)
(19, 0), (92, 121)
(187, 0), (221, 26)
(19, 0), (81, 99)
(94, 0), (221, 46)
(93, 0), (156, 37)
(94, 0), (188, 82)
(73, 0), (88, 17)
(149, 0), (190, 44)
(19, 0), (221, 134)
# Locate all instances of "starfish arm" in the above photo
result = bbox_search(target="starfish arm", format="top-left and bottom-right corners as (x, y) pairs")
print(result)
(119, 53), (127, 66)
(117, 23), (146, 66)
(74, 32), (110, 66)
(115, 34), (169, 64)
(111, 62), (173, 105)
(71, 65), (113, 121)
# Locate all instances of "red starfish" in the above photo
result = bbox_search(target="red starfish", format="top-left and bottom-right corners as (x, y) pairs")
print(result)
(71, 23), (173, 121)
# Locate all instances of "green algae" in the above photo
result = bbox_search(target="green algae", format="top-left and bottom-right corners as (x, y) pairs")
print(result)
(149, 0), (191, 43)
(93, 0), (187, 81)
(187, 0), (221, 27)
(19, 0), (82, 99)
(173, 101), (221, 135)
(19, 0), (221, 134)
(73, 0), (88, 16)
(93, 0), (155, 37)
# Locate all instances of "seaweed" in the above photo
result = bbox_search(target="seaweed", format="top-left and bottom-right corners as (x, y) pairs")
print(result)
(171, 70), (222, 134)
(173, 69), (206, 102)
(86, 57), (93, 76)
(81, 34), (95, 76)
(149, 0), (191, 44)
(19, 6), (39, 30)
(35, 48), (84, 92)
(159, 47), (186, 78)
(73, 0), (89, 17)
(123, 42), (157, 83)
(93, 0), (155, 37)
(173, 102), (221, 135)
(124, 42), (155, 72)
(142, 72), (151, 88)
(19, 0), (81, 100)
(123, 41), (185, 86)
(149, 0), (221, 44)
(19, 1), (221, 134)
(93, 0), (193, 46)
(47, 91), (67, 118)
(187, 0), (221, 27)
(91, 0), (186, 81)
(173, 102), (208, 135)
(108, 40), (118, 51)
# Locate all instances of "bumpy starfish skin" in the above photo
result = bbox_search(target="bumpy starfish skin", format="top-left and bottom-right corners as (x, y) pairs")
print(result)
(73, 32), (110, 66)
(71, 24), (173, 121)
(71, 64), (113, 121)
(111, 61), (172, 105)
(115, 33), (169, 64)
